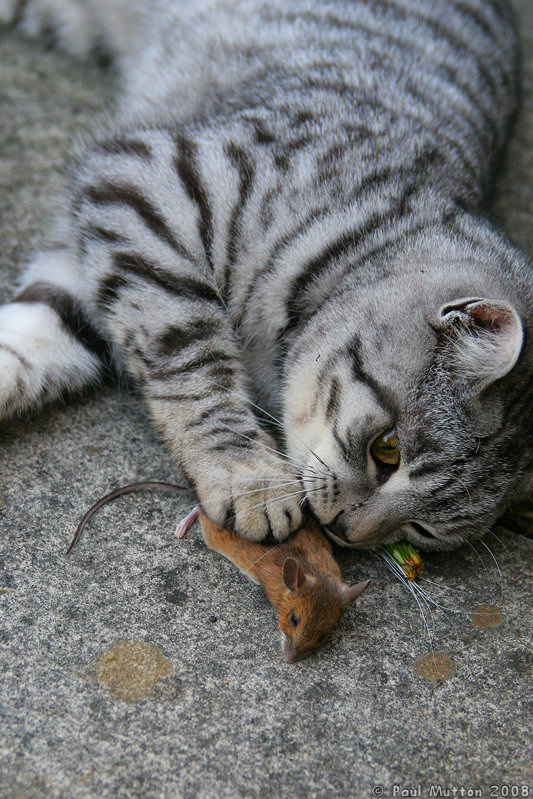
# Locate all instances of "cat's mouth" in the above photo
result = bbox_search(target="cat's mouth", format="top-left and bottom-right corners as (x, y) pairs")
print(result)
(325, 520), (439, 548)
(401, 521), (438, 541)
(323, 526), (351, 546)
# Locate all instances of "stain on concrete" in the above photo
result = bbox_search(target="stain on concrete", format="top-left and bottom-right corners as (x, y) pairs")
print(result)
(164, 587), (188, 606)
(95, 640), (172, 701)
(471, 605), (502, 628)
(414, 651), (456, 682)
(160, 567), (188, 606)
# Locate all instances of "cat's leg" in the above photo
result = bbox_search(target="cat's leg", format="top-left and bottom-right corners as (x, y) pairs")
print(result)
(52, 127), (304, 542)
(102, 270), (303, 542)
(0, 0), (16, 24)
(0, 246), (109, 418)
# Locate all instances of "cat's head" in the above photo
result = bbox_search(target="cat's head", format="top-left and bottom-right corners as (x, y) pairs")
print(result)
(282, 236), (532, 549)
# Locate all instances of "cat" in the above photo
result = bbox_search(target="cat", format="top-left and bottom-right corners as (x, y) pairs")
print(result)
(0, 0), (532, 549)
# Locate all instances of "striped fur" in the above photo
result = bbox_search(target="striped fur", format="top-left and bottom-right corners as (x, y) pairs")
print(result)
(1, 0), (532, 546)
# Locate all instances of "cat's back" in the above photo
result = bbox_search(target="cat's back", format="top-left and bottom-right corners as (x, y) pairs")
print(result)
(123, 0), (518, 131)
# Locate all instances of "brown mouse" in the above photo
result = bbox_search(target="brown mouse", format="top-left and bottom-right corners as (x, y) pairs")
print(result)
(66, 481), (370, 664)
(194, 511), (370, 663)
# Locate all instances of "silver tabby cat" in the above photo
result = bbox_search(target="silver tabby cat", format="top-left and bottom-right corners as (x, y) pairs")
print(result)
(1, 0), (532, 548)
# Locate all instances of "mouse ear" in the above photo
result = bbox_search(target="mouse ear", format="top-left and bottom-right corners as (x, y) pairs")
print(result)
(345, 579), (371, 604)
(283, 557), (306, 593)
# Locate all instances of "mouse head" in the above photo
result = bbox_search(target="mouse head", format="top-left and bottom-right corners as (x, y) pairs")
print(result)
(277, 557), (370, 663)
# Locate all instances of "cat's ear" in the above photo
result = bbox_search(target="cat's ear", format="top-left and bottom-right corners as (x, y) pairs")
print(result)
(436, 297), (523, 392)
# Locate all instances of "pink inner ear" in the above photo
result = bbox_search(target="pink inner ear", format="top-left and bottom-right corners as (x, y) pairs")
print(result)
(439, 298), (524, 390)
(283, 557), (305, 592)
(465, 301), (513, 331)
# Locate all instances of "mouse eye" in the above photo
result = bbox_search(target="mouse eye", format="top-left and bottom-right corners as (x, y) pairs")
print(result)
(289, 612), (299, 627)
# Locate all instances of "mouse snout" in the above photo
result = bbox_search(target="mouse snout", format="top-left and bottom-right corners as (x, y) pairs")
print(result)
(283, 640), (311, 664)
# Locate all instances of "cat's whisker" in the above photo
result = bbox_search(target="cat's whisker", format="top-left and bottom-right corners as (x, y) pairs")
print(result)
(380, 550), (434, 645)
(163, 381), (326, 490)
(412, 583), (466, 641)
(230, 479), (305, 501)
(479, 539), (504, 596)
(224, 389), (331, 476)
(466, 539), (490, 574)
(413, 582), (470, 617)
(380, 551), (468, 647)
(242, 542), (283, 575)
(221, 426), (310, 473)
(455, 476), (473, 510)
(420, 577), (467, 593)
(234, 476), (307, 484)
(465, 538), (505, 603)
(486, 529), (511, 556)
(236, 466), (318, 486)
(231, 484), (324, 518)
(418, 588), (439, 642)
(406, 572), (440, 641)
(231, 490), (305, 516)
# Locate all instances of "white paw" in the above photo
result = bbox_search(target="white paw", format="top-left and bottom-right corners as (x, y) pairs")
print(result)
(0, 345), (31, 416)
(0, 301), (101, 419)
(197, 453), (303, 541)
(3, 0), (95, 58)
(0, 0), (19, 26)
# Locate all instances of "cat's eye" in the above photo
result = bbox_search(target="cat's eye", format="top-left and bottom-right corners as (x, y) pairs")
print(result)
(289, 612), (299, 627)
(370, 428), (400, 467)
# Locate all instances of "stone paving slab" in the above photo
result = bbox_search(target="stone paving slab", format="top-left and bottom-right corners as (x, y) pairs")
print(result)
(1, 3), (532, 798)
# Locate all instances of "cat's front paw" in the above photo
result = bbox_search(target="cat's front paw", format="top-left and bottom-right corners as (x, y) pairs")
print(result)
(0, 343), (32, 417)
(0, 303), (57, 418)
(0, 0), (19, 25)
(0, 301), (102, 419)
(196, 455), (303, 542)
(0, 0), (94, 59)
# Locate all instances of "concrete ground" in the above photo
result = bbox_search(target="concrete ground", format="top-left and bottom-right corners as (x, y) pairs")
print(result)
(0, 3), (532, 798)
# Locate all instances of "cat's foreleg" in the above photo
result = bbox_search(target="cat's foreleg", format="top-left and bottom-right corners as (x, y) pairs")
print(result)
(107, 274), (303, 542)
(0, 0), (145, 65)
(0, 247), (109, 418)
